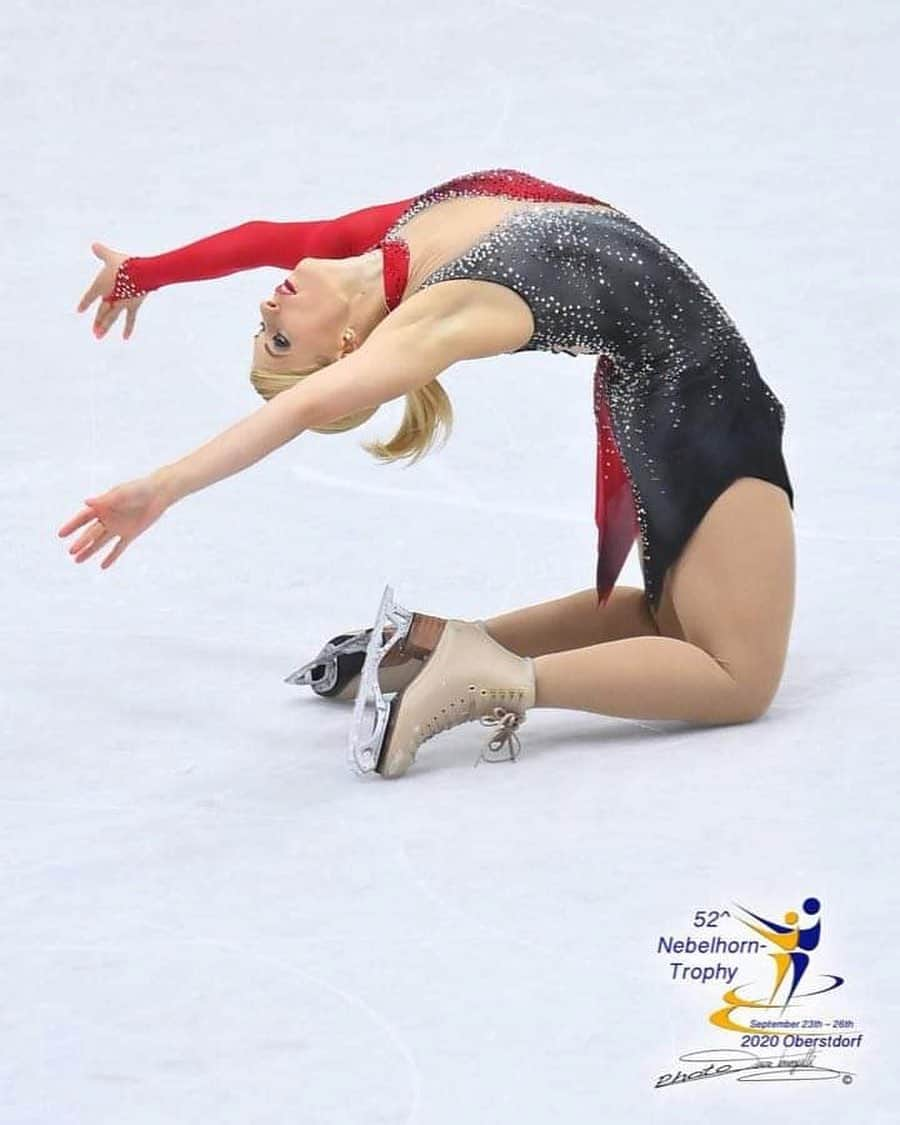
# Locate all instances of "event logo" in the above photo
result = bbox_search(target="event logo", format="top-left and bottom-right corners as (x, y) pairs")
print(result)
(652, 896), (862, 1088)
(709, 896), (843, 1031)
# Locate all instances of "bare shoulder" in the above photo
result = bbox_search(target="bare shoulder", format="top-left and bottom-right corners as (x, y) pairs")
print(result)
(370, 278), (535, 361)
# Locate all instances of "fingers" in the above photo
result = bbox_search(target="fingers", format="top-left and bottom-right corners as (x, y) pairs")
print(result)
(59, 500), (130, 569)
(77, 284), (96, 313)
(93, 295), (142, 338)
(57, 505), (99, 538)
(76, 244), (111, 312)
(100, 537), (128, 569)
(67, 517), (108, 557)
(93, 300), (120, 338)
(77, 244), (119, 321)
(68, 521), (116, 564)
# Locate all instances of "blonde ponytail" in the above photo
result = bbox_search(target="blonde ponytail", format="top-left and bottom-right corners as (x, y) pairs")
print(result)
(249, 365), (453, 463)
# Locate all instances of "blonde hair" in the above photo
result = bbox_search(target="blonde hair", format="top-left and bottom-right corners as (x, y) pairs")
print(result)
(249, 361), (453, 464)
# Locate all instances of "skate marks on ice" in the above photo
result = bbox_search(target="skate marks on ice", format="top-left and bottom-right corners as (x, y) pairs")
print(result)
(288, 462), (583, 527)
(186, 935), (425, 1124)
(2, 924), (423, 1124)
(396, 837), (576, 967)
(288, 461), (900, 548)
(288, 462), (558, 623)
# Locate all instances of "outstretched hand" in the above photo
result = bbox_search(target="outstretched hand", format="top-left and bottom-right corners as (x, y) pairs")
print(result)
(57, 474), (171, 570)
(76, 242), (146, 340)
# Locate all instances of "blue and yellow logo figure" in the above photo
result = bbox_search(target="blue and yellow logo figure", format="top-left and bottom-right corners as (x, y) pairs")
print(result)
(709, 897), (844, 1034)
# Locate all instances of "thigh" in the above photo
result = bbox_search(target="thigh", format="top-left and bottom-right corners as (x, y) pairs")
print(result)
(485, 583), (659, 657)
(650, 570), (684, 641)
(661, 477), (796, 708)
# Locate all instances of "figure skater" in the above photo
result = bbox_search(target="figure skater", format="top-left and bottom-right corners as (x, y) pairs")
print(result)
(58, 167), (796, 779)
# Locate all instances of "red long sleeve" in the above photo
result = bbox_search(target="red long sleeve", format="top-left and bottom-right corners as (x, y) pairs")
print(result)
(112, 195), (417, 298)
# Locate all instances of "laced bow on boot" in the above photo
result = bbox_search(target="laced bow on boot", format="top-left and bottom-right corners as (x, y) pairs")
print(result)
(475, 706), (527, 766)
(415, 689), (527, 768)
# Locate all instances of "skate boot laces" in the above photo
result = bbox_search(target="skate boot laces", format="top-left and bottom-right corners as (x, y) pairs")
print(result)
(476, 705), (527, 766)
(416, 686), (527, 767)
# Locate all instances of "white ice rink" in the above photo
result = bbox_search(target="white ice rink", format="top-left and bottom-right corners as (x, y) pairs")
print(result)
(2, 0), (898, 1120)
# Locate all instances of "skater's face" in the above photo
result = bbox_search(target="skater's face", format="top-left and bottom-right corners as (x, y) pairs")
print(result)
(253, 261), (352, 373)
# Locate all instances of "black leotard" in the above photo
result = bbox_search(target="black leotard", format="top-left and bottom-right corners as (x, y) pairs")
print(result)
(409, 201), (794, 610)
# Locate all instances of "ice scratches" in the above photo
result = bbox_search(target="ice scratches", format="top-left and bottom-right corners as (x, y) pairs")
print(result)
(397, 837), (588, 967)
(10, 932), (422, 1122)
(289, 463), (583, 526)
(163, 930), (423, 1125)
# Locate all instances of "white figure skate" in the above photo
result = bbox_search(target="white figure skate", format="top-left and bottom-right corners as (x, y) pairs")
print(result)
(348, 584), (534, 778)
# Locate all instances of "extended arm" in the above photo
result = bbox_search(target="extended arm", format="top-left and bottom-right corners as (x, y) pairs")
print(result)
(59, 291), (522, 570)
(153, 301), (469, 506)
(109, 195), (416, 299)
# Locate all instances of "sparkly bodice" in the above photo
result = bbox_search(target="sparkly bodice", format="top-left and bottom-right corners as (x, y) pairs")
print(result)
(412, 204), (766, 381)
(371, 168), (793, 614)
(373, 167), (609, 315)
(417, 204), (632, 356)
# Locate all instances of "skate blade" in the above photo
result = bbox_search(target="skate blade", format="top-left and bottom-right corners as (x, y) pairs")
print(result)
(348, 584), (413, 775)
(284, 630), (371, 691)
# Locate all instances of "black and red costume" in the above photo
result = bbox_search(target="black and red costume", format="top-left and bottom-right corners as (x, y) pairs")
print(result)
(106, 168), (794, 610)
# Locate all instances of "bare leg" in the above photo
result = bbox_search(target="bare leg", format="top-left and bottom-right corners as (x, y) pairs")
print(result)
(532, 478), (796, 723)
(482, 585), (658, 657)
